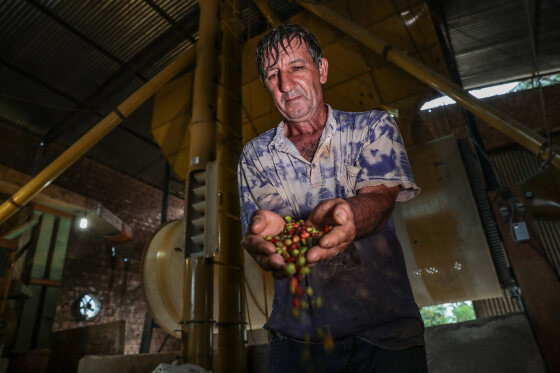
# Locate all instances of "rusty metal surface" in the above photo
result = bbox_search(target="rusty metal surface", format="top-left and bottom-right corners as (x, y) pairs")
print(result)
(393, 135), (502, 306)
(473, 146), (560, 317)
(489, 187), (560, 373)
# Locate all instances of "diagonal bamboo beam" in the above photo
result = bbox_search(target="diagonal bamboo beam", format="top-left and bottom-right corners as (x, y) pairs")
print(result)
(0, 45), (197, 225)
(298, 1), (560, 170)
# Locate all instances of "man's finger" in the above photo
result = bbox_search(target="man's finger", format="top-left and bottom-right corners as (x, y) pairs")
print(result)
(333, 203), (353, 226)
(318, 224), (354, 250)
(249, 211), (267, 235)
(250, 210), (285, 237)
(305, 201), (335, 227)
(306, 244), (343, 263)
(243, 234), (276, 256)
(254, 252), (285, 271)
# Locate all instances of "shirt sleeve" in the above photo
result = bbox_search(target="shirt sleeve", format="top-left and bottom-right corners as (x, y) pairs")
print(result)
(354, 112), (420, 202)
(237, 151), (291, 235)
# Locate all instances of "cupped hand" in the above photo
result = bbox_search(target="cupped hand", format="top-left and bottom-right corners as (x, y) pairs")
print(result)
(242, 209), (286, 275)
(305, 199), (356, 264)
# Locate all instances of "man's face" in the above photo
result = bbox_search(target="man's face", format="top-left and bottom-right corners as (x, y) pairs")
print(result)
(262, 38), (328, 123)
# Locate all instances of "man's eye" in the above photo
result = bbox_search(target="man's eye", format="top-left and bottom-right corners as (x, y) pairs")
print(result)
(293, 65), (304, 71)
(267, 73), (277, 80)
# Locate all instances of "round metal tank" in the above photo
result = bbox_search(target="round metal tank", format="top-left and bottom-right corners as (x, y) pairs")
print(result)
(142, 220), (274, 338)
(141, 220), (184, 338)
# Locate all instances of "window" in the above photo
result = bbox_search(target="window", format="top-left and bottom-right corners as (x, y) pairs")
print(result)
(420, 301), (475, 327)
(420, 73), (560, 112)
(73, 293), (101, 321)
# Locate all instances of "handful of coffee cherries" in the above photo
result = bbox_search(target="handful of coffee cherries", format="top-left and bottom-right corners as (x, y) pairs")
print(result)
(265, 216), (335, 352)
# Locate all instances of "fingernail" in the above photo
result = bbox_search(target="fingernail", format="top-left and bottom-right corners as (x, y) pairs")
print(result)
(307, 253), (318, 262)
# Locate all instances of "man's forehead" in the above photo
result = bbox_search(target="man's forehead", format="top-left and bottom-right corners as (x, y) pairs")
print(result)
(263, 37), (309, 68)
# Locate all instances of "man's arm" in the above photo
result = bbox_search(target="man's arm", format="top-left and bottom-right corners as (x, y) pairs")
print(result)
(305, 184), (400, 263)
(348, 184), (400, 236)
(238, 150), (291, 274)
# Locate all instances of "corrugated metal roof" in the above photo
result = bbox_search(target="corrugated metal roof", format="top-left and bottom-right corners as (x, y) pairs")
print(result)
(0, 1), (122, 103)
(156, 0), (199, 22)
(1, 0), (559, 192)
(443, 0), (560, 88)
(0, 63), (78, 135)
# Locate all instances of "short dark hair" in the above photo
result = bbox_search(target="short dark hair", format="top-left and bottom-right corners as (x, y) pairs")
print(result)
(256, 24), (322, 82)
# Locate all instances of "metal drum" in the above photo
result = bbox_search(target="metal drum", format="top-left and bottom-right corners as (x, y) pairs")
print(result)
(142, 219), (274, 337)
(141, 220), (184, 337)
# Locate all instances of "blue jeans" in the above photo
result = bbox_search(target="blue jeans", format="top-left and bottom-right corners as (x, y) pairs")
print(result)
(268, 331), (428, 373)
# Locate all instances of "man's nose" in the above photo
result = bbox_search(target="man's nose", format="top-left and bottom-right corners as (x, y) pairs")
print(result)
(278, 71), (295, 93)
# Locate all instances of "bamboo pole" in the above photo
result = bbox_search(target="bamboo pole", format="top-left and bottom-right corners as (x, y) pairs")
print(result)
(298, 2), (560, 170)
(0, 45), (196, 225)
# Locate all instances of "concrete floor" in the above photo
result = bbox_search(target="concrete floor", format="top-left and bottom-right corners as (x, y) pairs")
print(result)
(425, 312), (546, 373)
(78, 312), (546, 373)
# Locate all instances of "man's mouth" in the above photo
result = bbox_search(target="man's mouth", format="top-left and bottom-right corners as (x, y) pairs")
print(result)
(285, 95), (302, 103)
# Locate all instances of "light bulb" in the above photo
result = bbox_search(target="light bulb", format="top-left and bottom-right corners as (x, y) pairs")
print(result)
(79, 217), (88, 229)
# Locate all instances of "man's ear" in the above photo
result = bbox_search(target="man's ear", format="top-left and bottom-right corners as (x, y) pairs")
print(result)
(319, 57), (328, 84)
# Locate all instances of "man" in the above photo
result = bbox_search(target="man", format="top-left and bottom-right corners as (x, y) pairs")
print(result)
(238, 24), (427, 372)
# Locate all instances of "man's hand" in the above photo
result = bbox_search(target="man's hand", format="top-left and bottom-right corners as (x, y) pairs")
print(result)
(242, 209), (286, 274)
(304, 185), (400, 264)
(305, 199), (356, 264)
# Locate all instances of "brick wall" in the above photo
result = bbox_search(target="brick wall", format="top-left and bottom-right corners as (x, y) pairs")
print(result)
(0, 123), (183, 354)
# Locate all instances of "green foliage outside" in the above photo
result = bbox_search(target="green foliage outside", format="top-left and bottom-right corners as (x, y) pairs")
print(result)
(420, 301), (476, 327)
(511, 73), (560, 92)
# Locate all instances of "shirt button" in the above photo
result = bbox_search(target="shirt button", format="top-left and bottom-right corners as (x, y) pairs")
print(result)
(312, 163), (316, 169)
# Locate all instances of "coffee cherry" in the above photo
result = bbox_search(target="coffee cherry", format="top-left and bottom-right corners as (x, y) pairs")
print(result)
(285, 263), (296, 276)
(323, 334), (335, 352)
(264, 216), (332, 332)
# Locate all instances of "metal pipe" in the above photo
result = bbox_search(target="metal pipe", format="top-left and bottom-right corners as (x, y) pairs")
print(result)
(298, 2), (560, 170)
(182, 0), (219, 369)
(216, 0), (247, 371)
(183, 256), (214, 368)
(0, 45), (197, 225)
(187, 0), (220, 171)
(2, 211), (42, 240)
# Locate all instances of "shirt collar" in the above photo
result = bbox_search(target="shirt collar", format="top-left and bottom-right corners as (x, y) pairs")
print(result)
(270, 104), (337, 150)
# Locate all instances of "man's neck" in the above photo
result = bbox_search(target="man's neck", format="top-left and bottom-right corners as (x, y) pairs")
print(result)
(283, 104), (328, 162)
(283, 104), (328, 139)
